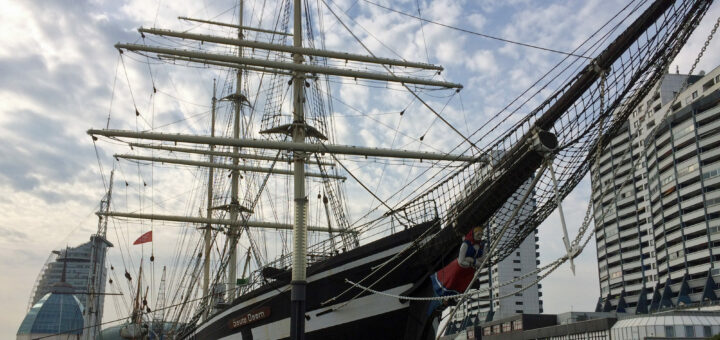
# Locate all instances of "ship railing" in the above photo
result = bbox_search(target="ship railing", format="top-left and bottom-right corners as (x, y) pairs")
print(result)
(243, 199), (440, 292)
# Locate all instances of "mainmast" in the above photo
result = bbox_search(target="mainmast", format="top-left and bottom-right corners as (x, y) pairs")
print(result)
(290, 0), (307, 337)
(227, 0), (245, 302)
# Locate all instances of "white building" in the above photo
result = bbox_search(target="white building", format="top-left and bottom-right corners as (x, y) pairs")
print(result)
(592, 66), (720, 313)
(451, 165), (542, 329)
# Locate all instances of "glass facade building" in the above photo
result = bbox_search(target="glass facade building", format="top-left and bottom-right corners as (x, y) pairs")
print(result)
(17, 290), (85, 340)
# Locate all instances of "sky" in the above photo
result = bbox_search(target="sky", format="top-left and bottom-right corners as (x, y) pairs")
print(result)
(1, 0), (719, 338)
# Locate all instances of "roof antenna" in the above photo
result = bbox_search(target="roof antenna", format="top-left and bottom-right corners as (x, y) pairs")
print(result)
(60, 247), (69, 283)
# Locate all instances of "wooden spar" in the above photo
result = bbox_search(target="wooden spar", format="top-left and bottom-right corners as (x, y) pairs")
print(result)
(114, 154), (347, 180)
(178, 16), (293, 37)
(127, 142), (335, 166)
(98, 211), (338, 233)
(139, 27), (444, 71)
(115, 43), (463, 89)
(89, 129), (478, 162)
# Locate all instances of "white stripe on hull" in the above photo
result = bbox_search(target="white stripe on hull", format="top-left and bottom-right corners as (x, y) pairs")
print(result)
(195, 242), (411, 335)
(216, 284), (412, 340)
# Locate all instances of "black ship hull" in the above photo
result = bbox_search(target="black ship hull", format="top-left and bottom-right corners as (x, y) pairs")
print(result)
(185, 221), (443, 340)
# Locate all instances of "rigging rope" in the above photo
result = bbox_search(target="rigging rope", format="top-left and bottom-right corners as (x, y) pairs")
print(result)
(361, 0), (592, 60)
(320, 0), (482, 153)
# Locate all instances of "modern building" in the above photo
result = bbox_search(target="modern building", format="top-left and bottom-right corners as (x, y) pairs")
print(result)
(450, 165), (543, 330)
(444, 310), (720, 339)
(611, 310), (720, 339)
(591, 66), (720, 313)
(18, 263), (85, 340)
(27, 235), (112, 339)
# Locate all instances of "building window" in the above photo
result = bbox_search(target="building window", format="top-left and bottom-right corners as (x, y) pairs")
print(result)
(692, 91), (698, 99)
(704, 326), (712, 337)
(515, 284), (522, 288)
(503, 323), (511, 332)
(512, 319), (523, 330)
(515, 301), (523, 305)
(514, 268), (521, 272)
(513, 260), (521, 263)
(665, 326), (675, 337)
(483, 327), (491, 336)
(492, 324), (501, 334)
(685, 326), (695, 337)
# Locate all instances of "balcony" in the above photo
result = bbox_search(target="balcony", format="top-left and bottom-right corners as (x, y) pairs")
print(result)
(674, 145), (697, 163)
(614, 144), (630, 156)
(668, 256), (685, 269)
(612, 134), (630, 147)
(688, 262), (712, 276)
(678, 181), (702, 198)
(704, 175), (720, 188)
(658, 154), (674, 170)
(676, 157), (698, 172)
(682, 209), (707, 223)
(599, 150), (613, 164)
(697, 117), (720, 136)
(620, 227), (637, 239)
(617, 195), (635, 207)
(663, 204), (680, 217)
(696, 105), (720, 122)
(623, 248), (641, 259)
(701, 147), (720, 162)
(664, 216), (682, 229)
(674, 130), (695, 147)
(655, 134), (672, 151)
(686, 249), (710, 263)
(615, 163), (632, 176)
(681, 195), (704, 209)
(624, 282), (643, 292)
(666, 241), (684, 255)
(606, 243), (620, 254)
(684, 222), (708, 237)
(599, 161), (613, 176)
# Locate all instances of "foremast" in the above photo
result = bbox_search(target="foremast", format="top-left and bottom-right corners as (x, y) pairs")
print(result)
(202, 81), (217, 320)
(290, 0), (308, 337)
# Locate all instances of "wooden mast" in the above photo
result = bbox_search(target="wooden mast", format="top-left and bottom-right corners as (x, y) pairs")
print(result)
(202, 81), (217, 320)
(290, 0), (307, 337)
(227, 0), (245, 303)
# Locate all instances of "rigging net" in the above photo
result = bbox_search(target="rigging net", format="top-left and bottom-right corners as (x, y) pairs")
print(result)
(392, 0), (713, 264)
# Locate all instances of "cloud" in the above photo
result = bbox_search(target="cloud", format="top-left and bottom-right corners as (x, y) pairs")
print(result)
(2, 0), (719, 337)
(465, 50), (497, 74)
(0, 225), (29, 243)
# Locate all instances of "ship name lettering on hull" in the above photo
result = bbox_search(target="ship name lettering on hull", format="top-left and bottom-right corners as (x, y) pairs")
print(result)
(228, 307), (271, 329)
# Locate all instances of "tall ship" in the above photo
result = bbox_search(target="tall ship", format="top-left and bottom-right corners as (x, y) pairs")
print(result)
(85, 0), (717, 339)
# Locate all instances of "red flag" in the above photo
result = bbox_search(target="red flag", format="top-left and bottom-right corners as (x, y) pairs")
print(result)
(133, 231), (152, 245)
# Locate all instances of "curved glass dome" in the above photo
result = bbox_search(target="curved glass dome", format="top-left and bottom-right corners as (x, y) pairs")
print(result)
(17, 291), (84, 335)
